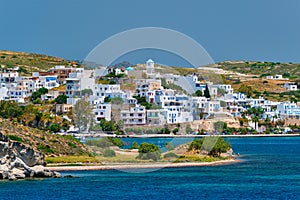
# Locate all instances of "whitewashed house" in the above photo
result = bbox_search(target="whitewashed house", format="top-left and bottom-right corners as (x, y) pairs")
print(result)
(284, 82), (298, 91)
(93, 103), (112, 122)
(121, 105), (146, 125)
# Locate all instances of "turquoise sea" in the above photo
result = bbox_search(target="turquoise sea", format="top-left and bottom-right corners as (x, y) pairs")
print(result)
(1, 137), (300, 200)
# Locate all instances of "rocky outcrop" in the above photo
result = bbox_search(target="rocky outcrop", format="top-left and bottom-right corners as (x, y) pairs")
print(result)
(0, 132), (60, 180)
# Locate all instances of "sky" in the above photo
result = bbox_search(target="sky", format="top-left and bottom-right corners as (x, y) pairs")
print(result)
(1, 0), (300, 67)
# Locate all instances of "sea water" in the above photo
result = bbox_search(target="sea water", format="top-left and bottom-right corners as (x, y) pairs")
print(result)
(1, 137), (300, 199)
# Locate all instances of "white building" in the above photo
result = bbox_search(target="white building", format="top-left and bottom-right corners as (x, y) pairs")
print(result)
(66, 70), (95, 98)
(93, 103), (112, 122)
(135, 79), (161, 97)
(204, 101), (221, 114)
(121, 105), (146, 125)
(94, 84), (126, 99)
(146, 109), (167, 125)
(146, 59), (155, 76)
(284, 82), (298, 91)
(0, 85), (8, 100)
(215, 84), (233, 94)
(277, 102), (300, 116)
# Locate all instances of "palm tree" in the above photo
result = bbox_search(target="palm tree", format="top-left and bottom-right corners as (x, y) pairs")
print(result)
(251, 116), (259, 131)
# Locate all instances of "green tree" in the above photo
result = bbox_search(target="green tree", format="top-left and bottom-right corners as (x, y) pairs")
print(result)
(100, 119), (117, 131)
(194, 90), (203, 97)
(172, 127), (179, 134)
(137, 142), (161, 161)
(131, 141), (140, 149)
(188, 137), (231, 157)
(73, 100), (94, 132)
(214, 121), (227, 133)
(104, 97), (111, 102)
(251, 116), (259, 131)
(164, 127), (171, 134)
(238, 84), (253, 98)
(49, 123), (61, 133)
(188, 139), (203, 151)
(185, 124), (193, 134)
(30, 87), (48, 102)
(54, 94), (67, 104)
(38, 87), (48, 95)
(81, 89), (93, 97)
(204, 84), (210, 98)
(164, 142), (174, 151)
(208, 137), (231, 157)
(0, 100), (23, 119)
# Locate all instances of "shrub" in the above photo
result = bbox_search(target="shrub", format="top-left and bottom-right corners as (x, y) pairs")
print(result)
(49, 123), (61, 133)
(103, 149), (116, 157)
(37, 145), (55, 154)
(131, 141), (140, 149)
(68, 142), (76, 148)
(137, 142), (161, 161)
(8, 135), (22, 142)
(163, 152), (179, 159)
(164, 142), (174, 151)
(108, 137), (124, 147)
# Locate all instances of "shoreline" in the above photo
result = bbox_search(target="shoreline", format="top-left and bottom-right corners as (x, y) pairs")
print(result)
(47, 159), (240, 172)
(73, 133), (300, 138)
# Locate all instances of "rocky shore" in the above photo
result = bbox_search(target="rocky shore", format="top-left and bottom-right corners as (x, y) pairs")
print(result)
(0, 132), (60, 180)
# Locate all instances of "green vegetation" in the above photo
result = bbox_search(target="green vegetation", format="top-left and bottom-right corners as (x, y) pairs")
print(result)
(137, 142), (161, 161)
(0, 50), (70, 75)
(54, 94), (68, 104)
(188, 137), (231, 157)
(0, 118), (89, 156)
(85, 137), (124, 148)
(204, 85), (210, 98)
(132, 95), (161, 110)
(37, 145), (55, 154)
(49, 123), (61, 133)
(172, 127), (179, 134)
(194, 90), (203, 97)
(81, 89), (93, 96)
(238, 84), (253, 97)
(131, 141), (140, 149)
(213, 121), (227, 133)
(103, 149), (116, 157)
(217, 61), (300, 80)
(163, 152), (179, 159)
(73, 99), (94, 132)
(45, 156), (98, 164)
(8, 135), (23, 142)
(164, 142), (174, 151)
(30, 87), (48, 102)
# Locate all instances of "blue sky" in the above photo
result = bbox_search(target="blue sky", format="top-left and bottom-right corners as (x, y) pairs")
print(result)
(1, 0), (300, 67)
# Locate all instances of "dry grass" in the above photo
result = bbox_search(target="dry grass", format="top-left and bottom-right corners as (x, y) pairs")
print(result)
(231, 79), (288, 93)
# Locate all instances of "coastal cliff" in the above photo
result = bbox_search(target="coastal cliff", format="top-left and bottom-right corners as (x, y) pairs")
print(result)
(0, 132), (60, 180)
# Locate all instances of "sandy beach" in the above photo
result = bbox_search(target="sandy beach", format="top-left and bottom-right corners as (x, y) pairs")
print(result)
(47, 159), (240, 171)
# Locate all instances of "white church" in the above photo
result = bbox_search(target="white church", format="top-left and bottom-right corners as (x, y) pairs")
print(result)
(146, 59), (155, 78)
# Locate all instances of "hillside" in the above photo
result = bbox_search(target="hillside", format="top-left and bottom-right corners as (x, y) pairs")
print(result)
(0, 118), (89, 156)
(214, 61), (300, 80)
(0, 50), (71, 75)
